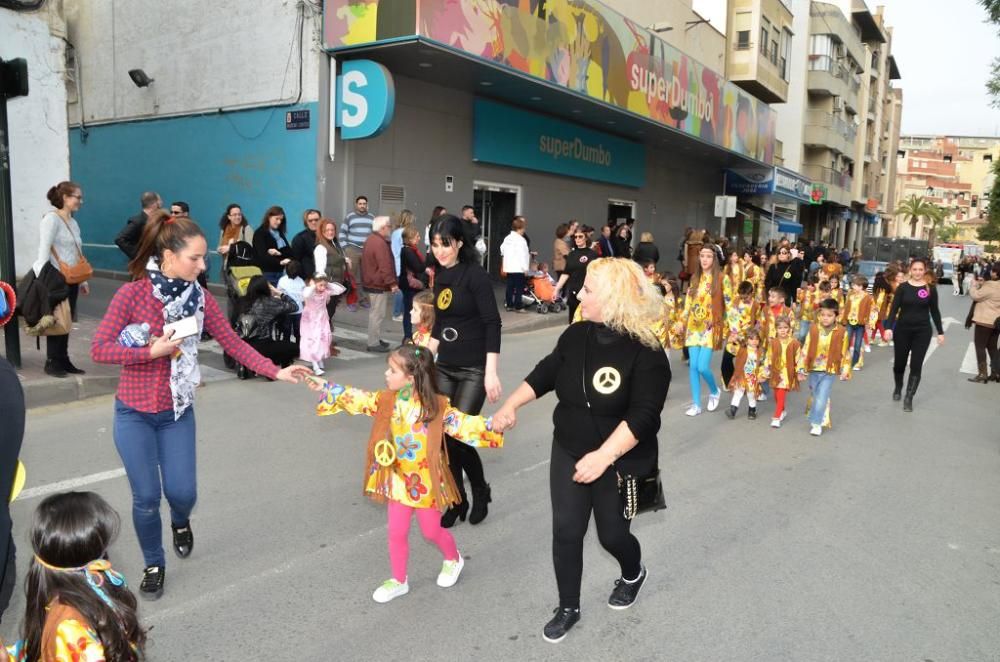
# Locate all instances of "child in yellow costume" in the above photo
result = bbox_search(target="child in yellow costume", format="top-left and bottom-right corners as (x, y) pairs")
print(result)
(721, 280), (761, 390)
(796, 298), (852, 437)
(309, 345), (503, 603)
(841, 275), (878, 370)
(724, 327), (766, 420)
(763, 316), (801, 428)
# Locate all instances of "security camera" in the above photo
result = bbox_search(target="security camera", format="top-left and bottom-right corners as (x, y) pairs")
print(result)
(128, 69), (154, 88)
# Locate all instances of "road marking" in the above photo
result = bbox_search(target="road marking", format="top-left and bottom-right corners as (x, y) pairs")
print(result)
(17, 468), (126, 501)
(330, 347), (371, 361)
(333, 327), (369, 342)
(923, 316), (959, 365)
(960, 342), (978, 375)
(513, 459), (550, 476)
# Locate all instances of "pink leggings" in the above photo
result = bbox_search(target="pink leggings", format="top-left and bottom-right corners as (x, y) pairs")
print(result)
(387, 500), (459, 582)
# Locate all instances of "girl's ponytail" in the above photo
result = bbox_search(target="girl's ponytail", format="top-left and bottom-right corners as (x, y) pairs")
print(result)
(128, 210), (205, 280)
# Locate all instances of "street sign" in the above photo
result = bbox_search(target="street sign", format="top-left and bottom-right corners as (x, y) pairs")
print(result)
(714, 195), (736, 218)
(285, 109), (310, 130)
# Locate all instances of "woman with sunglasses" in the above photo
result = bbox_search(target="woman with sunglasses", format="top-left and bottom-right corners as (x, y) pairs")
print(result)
(764, 245), (804, 306)
(554, 230), (599, 322)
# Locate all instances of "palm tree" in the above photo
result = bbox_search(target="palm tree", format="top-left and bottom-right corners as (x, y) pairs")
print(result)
(894, 195), (938, 238)
(926, 205), (948, 246)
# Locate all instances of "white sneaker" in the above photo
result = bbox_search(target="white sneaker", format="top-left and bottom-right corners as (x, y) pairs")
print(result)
(311, 362), (325, 376)
(685, 405), (703, 417)
(864, 344), (871, 353)
(437, 554), (464, 588)
(810, 424), (822, 437)
(854, 364), (862, 371)
(392, 314), (404, 322)
(373, 578), (409, 603)
(707, 391), (721, 411)
(780, 412), (787, 423)
(757, 393), (768, 402)
(770, 418), (781, 428)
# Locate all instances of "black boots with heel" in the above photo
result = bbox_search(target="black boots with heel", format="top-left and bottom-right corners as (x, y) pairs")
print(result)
(440, 500), (469, 529)
(903, 374), (920, 412)
(469, 484), (492, 525)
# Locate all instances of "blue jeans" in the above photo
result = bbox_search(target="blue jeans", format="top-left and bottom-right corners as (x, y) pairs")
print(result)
(113, 400), (197, 568)
(687, 345), (718, 406)
(807, 372), (836, 427)
(797, 320), (812, 343)
(848, 324), (866, 367)
(392, 289), (404, 317)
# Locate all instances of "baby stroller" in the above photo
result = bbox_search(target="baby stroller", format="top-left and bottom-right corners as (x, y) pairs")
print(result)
(526, 273), (565, 314)
(222, 242), (262, 370)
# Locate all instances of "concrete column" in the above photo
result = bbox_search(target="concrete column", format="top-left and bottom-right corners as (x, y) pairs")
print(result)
(845, 214), (856, 250)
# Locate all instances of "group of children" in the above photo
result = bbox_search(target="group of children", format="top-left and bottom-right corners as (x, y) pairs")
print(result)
(648, 259), (904, 437)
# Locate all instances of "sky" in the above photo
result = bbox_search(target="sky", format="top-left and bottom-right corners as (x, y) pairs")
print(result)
(878, 0), (1000, 136)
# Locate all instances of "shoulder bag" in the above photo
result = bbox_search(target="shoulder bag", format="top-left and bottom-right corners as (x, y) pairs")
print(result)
(50, 216), (93, 285)
(581, 326), (665, 520)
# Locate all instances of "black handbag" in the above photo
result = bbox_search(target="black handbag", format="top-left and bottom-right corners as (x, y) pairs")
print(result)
(581, 327), (666, 520)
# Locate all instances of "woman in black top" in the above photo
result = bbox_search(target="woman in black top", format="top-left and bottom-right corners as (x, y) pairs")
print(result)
(252, 206), (293, 285)
(764, 246), (804, 305)
(493, 258), (670, 644)
(399, 226), (427, 341)
(553, 230), (599, 322)
(884, 258), (944, 412)
(427, 215), (503, 527)
(632, 232), (659, 267)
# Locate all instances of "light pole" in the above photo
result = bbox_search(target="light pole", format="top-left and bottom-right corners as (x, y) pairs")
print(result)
(0, 57), (28, 367)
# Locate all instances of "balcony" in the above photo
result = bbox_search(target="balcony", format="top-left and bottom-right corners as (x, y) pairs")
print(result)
(803, 110), (858, 155)
(802, 164), (853, 206)
(807, 56), (860, 109)
(728, 39), (790, 102)
(810, 3), (865, 64)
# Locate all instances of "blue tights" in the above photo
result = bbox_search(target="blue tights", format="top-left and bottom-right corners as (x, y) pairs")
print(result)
(687, 345), (719, 406)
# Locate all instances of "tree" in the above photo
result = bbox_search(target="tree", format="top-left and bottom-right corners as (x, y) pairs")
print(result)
(926, 205), (947, 246)
(937, 223), (960, 243)
(894, 194), (939, 238)
(982, 1), (1000, 106)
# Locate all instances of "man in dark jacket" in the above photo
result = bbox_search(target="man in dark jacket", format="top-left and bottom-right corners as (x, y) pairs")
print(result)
(114, 191), (161, 260)
(361, 216), (397, 352)
(0, 313), (24, 619)
(290, 209), (321, 277)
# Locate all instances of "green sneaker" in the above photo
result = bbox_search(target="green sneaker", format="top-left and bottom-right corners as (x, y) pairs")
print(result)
(437, 554), (464, 588)
(372, 578), (409, 603)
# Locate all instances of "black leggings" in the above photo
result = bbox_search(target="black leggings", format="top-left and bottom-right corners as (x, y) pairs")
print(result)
(892, 325), (931, 387)
(46, 284), (79, 361)
(550, 442), (641, 610)
(436, 363), (488, 497)
(973, 323), (1000, 374)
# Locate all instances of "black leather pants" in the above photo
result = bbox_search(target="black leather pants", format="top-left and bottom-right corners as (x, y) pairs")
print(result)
(436, 362), (488, 497)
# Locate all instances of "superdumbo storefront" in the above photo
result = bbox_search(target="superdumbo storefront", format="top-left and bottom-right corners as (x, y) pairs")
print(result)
(320, 0), (777, 276)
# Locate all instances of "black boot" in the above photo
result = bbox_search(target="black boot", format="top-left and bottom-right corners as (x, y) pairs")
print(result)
(903, 374), (920, 412)
(747, 407), (757, 420)
(440, 499), (469, 529)
(725, 405), (738, 419)
(44, 359), (67, 378)
(61, 357), (86, 375)
(892, 373), (903, 401)
(469, 484), (492, 525)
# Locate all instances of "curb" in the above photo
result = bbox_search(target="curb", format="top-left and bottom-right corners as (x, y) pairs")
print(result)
(23, 374), (119, 409)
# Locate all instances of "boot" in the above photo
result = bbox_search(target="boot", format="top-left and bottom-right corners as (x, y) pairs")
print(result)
(892, 373), (903, 401)
(44, 359), (67, 378)
(903, 374), (920, 412)
(967, 360), (989, 383)
(440, 499), (468, 529)
(61, 357), (86, 375)
(468, 484), (492, 525)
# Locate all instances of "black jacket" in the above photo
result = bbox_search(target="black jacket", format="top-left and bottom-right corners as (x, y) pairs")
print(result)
(765, 259), (804, 304)
(252, 227), (293, 273)
(399, 245), (427, 292)
(290, 228), (317, 277)
(633, 242), (660, 267)
(16, 263), (68, 328)
(238, 294), (298, 341)
(115, 211), (148, 260)
(0, 358), (24, 618)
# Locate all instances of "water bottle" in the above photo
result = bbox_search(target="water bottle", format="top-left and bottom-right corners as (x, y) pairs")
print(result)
(119, 323), (151, 347)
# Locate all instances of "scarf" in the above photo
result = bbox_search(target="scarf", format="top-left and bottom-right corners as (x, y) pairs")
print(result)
(147, 258), (204, 419)
(269, 228), (288, 249)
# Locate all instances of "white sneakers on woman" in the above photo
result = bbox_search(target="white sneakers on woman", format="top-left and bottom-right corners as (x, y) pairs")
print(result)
(685, 405), (702, 416)
(707, 391), (721, 412)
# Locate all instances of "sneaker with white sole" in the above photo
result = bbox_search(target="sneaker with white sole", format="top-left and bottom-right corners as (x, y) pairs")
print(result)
(707, 391), (721, 411)
(809, 424), (822, 437)
(373, 578), (409, 603)
(685, 405), (702, 417)
(770, 417), (781, 428)
(864, 345), (871, 353)
(437, 554), (464, 588)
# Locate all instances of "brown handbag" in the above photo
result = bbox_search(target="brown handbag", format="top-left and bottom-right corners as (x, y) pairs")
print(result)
(50, 216), (93, 285)
(39, 299), (72, 336)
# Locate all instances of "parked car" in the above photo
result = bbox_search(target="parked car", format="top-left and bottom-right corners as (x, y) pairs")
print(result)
(854, 260), (887, 293)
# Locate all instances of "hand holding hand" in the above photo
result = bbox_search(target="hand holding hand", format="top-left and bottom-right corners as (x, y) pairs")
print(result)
(276, 364), (313, 384)
(149, 330), (183, 359)
(797, 372), (807, 382)
(268, 248), (281, 256)
(80, 282), (90, 296)
(492, 405), (517, 432)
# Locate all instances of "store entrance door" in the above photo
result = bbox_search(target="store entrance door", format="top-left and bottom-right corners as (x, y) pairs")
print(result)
(607, 199), (635, 226)
(473, 183), (520, 279)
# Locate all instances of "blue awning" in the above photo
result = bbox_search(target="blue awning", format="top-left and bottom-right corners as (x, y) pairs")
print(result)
(777, 220), (804, 235)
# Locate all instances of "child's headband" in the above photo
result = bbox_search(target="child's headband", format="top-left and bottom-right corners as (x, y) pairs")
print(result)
(34, 555), (127, 609)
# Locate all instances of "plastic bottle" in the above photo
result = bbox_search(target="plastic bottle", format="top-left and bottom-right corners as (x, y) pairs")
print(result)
(118, 322), (151, 347)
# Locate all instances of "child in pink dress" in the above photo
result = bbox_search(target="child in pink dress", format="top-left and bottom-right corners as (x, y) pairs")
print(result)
(299, 274), (333, 375)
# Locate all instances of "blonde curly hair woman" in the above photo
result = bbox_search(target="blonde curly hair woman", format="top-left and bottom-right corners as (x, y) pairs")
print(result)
(492, 258), (670, 643)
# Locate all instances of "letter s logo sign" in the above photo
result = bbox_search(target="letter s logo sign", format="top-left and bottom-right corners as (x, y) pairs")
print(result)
(334, 60), (395, 140)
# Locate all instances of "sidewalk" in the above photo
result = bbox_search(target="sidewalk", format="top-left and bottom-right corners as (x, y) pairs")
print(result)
(2, 275), (563, 409)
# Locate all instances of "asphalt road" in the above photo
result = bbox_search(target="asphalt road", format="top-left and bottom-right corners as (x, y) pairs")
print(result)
(3, 288), (997, 661)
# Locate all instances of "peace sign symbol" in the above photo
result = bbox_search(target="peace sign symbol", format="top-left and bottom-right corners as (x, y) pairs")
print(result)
(437, 288), (453, 310)
(592, 367), (622, 395)
(692, 305), (709, 321)
(373, 439), (397, 467)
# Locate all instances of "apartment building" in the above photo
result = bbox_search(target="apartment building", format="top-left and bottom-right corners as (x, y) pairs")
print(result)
(893, 136), (1000, 240)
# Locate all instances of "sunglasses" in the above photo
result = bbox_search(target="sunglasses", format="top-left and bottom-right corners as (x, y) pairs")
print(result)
(574, 234), (586, 239)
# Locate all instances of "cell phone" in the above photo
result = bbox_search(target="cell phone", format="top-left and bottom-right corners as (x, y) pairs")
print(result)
(162, 316), (199, 340)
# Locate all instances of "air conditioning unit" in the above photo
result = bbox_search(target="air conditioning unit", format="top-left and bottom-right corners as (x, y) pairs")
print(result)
(833, 97), (844, 112)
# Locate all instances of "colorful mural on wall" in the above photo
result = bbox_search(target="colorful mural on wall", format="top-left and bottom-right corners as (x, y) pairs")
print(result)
(324, 0), (775, 163)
